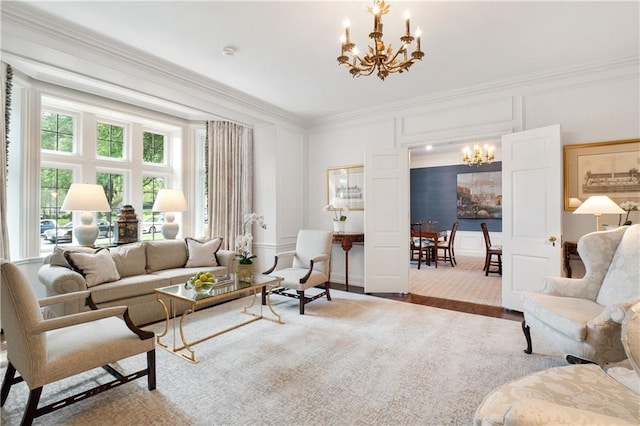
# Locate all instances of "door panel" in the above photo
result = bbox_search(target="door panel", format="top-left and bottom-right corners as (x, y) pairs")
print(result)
(365, 148), (409, 293)
(502, 125), (562, 310)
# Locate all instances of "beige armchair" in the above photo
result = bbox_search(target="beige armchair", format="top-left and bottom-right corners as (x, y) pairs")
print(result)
(522, 224), (639, 366)
(264, 229), (333, 314)
(0, 260), (156, 425)
(474, 301), (640, 425)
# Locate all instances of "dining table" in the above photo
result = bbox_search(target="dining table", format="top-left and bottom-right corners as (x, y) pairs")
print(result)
(417, 229), (448, 268)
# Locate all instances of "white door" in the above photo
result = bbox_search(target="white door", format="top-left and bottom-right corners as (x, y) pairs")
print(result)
(502, 124), (563, 310)
(364, 148), (410, 293)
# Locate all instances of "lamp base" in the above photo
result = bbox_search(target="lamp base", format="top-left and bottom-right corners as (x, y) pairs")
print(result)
(74, 224), (99, 246)
(161, 222), (179, 239)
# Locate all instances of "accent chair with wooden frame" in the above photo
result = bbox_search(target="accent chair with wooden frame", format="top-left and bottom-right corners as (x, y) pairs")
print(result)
(263, 229), (333, 314)
(410, 222), (432, 269)
(0, 260), (156, 425)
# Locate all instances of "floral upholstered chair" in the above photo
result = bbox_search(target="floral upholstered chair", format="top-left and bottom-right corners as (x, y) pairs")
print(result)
(474, 301), (640, 425)
(521, 224), (639, 366)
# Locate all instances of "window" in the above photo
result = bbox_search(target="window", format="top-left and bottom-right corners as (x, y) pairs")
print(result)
(96, 171), (124, 234)
(97, 122), (124, 159)
(40, 167), (72, 225)
(143, 131), (165, 164)
(41, 111), (74, 153)
(142, 176), (165, 238)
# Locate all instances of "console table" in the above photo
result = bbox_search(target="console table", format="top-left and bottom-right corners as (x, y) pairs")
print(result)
(332, 233), (364, 292)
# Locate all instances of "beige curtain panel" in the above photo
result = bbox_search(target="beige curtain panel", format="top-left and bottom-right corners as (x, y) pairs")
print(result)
(206, 121), (253, 251)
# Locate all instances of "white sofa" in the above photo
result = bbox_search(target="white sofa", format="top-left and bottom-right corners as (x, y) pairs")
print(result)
(38, 238), (237, 325)
(474, 301), (640, 425)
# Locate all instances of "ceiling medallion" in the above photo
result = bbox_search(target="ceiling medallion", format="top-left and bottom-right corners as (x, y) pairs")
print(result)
(462, 143), (495, 167)
(337, 0), (424, 80)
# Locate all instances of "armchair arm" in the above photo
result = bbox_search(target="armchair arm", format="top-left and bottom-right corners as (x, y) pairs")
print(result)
(540, 276), (599, 300)
(32, 306), (127, 333)
(299, 254), (329, 284)
(311, 253), (329, 264)
(38, 291), (91, 308)
(263, 250), (296, 274)
(503, 398), (635, 425)
(590, 297), (640, 326)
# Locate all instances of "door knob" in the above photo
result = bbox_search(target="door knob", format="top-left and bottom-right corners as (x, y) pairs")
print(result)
(548, 236), (557, 247)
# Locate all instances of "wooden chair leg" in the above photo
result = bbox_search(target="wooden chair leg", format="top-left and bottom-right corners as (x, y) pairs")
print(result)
(325, 282), (332, 301)
(22, 386), (42, 426)
(498, 254), (502, 275)
(1, 362), (16, 406)
(298, 290), (305, 315)
(485, 254), (491, 276)
(147, 350), (156, 391)
(483, 254), (489, 273)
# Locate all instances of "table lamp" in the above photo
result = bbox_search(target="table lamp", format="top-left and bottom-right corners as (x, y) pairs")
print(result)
(573, 195), (625, 231)
(60, 183), (111, 246)
(151, 189), (188, 239)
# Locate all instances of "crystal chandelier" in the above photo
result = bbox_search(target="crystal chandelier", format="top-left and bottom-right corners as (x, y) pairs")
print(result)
(337, 0), (424, 80)
(462, 143), (495, 167)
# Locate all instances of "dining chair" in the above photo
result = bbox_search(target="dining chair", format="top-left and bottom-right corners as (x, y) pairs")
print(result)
(436, 221), (459, 267)
(481, 222), (502, 275)
(410, 222), (432, 269)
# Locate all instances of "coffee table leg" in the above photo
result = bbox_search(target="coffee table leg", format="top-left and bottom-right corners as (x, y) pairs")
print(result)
(178, 308), (196, 363)
(155, 297), (170, 349)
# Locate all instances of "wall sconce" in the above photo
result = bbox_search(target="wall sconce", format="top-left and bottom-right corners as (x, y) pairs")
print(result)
(60, 183), (110, 246)
(151, 189), (188, 239)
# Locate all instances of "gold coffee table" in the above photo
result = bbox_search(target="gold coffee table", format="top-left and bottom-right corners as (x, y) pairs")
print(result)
(154, 273), (284, 363)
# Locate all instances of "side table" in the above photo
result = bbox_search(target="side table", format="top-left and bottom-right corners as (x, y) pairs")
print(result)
(563, 241), (579, 278)
(332, 233), (364, 292)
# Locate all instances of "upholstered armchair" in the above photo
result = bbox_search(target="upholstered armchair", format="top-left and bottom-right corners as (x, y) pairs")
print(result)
(475, 301), (640, 425)
(264, 229), (333, 314)
(0, 260), (156, 425)
(522, 224), (639, 366)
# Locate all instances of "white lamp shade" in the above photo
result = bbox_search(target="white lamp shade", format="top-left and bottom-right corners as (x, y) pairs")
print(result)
(151, 189), (188, 212)
(568, 198), (583, 208)
(573, 195), (625, 215)
(60, 183), (110, 212)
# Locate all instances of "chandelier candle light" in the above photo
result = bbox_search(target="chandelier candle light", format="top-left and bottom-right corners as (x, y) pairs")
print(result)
(338, 0), (424, 80)
(462, 143), (495, 167)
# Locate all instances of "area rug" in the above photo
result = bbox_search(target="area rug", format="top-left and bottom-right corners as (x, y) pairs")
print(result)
(410, 255), (502, 307)
(0, 291), (563, 425)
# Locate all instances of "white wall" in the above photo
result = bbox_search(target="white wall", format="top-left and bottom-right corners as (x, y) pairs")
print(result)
(307, 60), (639, 286)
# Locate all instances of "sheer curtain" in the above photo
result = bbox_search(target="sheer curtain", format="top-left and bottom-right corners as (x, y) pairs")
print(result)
(206, 121), (253, 251)
(0, 63), (11, 260)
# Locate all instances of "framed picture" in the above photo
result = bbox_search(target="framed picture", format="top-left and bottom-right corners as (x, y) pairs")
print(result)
(326, 164), (364, 211)
(456, 171), (502, 219)
(564, 138), (640, 211)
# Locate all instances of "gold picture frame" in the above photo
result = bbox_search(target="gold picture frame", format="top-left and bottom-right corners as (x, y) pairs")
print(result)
(564, 138), (640, 211)
(326, 164), (364, 211)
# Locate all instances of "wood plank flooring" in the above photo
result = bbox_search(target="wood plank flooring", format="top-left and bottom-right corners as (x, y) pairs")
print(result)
(331, 283), (524, 322)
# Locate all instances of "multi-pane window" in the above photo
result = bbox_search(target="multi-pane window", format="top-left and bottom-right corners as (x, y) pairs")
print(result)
(40, 167), (73, 227)
(96, 172), (124, 229)
(41, 111), (74, 152)
(143, 131), (165, 164)
(142, 176), (165, 237)
(97, 122), (124, 159)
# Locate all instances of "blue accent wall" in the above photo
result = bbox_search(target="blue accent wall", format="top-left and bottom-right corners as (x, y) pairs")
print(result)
(410, 162), (502, 232)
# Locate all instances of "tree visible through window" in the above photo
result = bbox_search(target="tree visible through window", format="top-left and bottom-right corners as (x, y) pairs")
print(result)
(41, 111), (74, 152)
(40, 167), (72, 225)
(97, 172), (124, 227)
(97, 122), (124, 159)
(143, 131), (164, 164)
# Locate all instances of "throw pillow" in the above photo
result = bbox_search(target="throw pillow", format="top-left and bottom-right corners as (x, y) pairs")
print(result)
(185, 237), (223, 267)
(47, 246), (97, 269)
(110, 242), (146, 278)
(65, 248), (121, 287)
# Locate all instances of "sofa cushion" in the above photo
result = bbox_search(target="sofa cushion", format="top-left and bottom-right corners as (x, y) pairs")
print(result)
(145, 240), (188, 273)
(48, 246), (97, 269)
(89, 274), (171, 304)
(110, 242), (146, 278)
(522, 292), (604, 341)
(185, 237), (223, 267)
(596, 225), (639, 307)
(65, 249), (121, 287)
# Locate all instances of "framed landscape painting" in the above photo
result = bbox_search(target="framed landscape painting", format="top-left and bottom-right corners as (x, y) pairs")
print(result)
(326, 164), (364, 211)
(456, 171), (502, 219)
(564, 138), (640, 211)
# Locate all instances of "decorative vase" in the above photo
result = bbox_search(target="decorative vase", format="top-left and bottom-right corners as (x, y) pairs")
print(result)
(333, 220), (345, 233)
(237, 262), (253, 283)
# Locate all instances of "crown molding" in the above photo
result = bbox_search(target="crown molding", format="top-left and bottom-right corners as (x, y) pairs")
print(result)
(1, 2), (307, 128)
(308, 54), (640, 129)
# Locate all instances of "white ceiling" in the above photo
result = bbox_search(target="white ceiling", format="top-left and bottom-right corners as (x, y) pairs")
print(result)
(6, 1), (640, 123)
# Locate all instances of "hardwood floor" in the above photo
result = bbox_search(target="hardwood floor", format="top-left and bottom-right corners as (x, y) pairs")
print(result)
(331, 283), (524, 322)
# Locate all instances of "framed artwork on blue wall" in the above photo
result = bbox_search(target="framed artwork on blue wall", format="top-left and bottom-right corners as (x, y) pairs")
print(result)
(456, 171), (502, 219)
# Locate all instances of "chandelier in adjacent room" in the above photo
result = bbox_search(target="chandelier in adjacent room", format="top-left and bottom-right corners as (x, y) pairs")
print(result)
(337, 0), (424, 80)
(462, 143), (495, 166)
